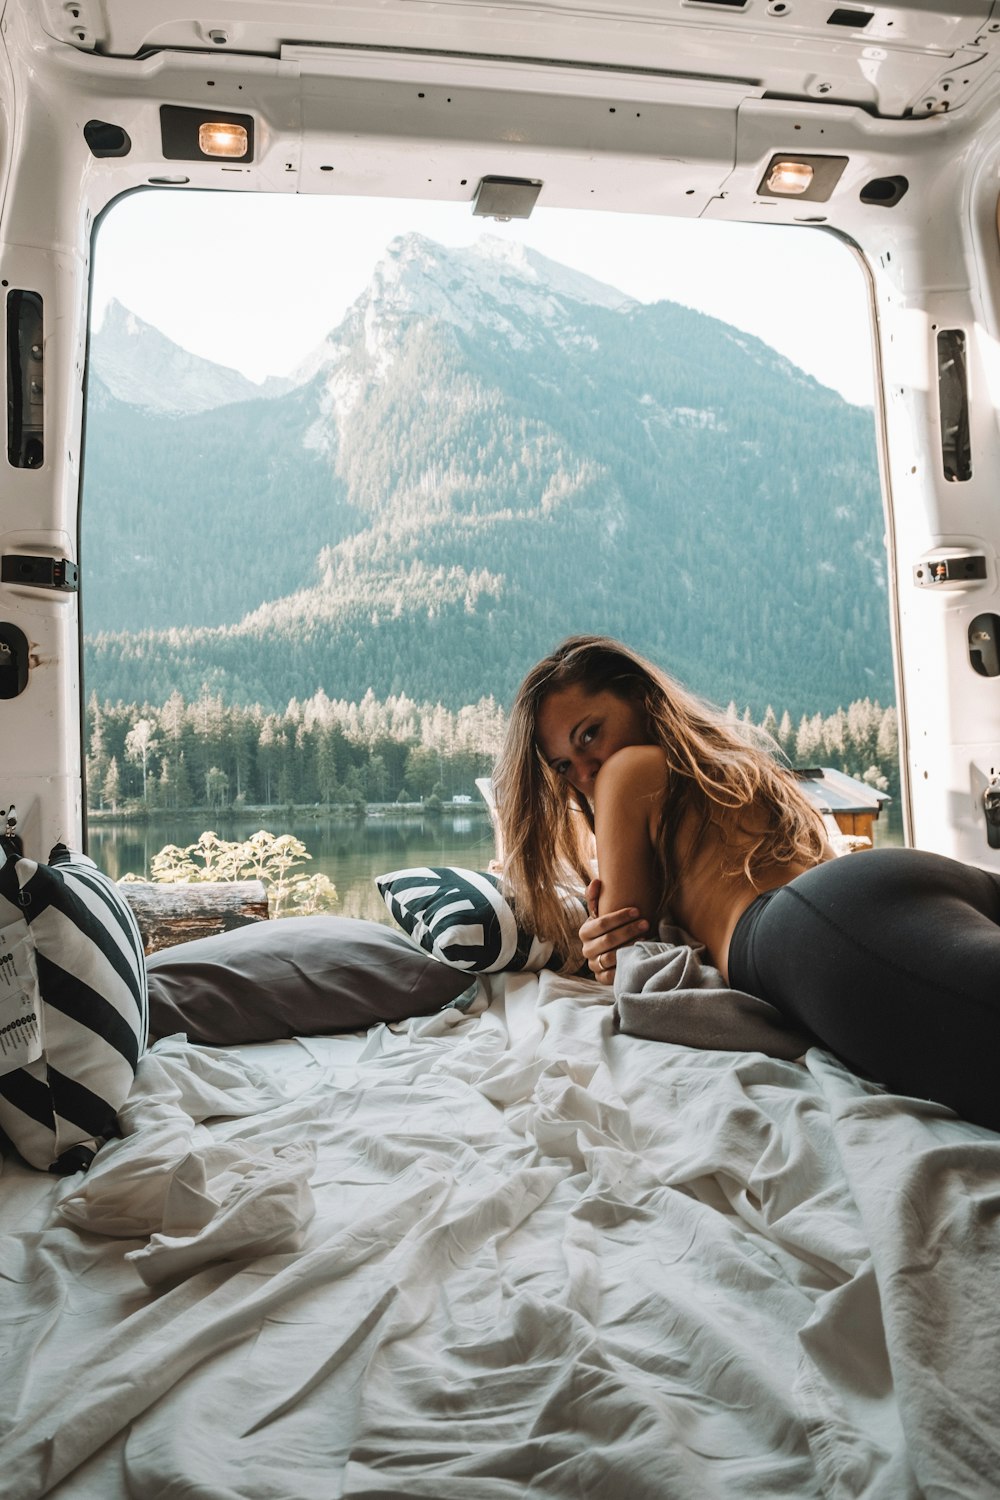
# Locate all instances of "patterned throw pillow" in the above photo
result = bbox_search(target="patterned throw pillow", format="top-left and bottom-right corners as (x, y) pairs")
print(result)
(375, 865), (582, 974)
(0, 842), (148, 1172)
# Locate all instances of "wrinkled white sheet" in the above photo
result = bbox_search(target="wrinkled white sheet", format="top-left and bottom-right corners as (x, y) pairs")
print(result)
(2, 970), (999, 1498)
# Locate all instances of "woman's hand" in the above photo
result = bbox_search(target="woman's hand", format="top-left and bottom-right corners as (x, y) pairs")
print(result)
(579, 878), (648, 985)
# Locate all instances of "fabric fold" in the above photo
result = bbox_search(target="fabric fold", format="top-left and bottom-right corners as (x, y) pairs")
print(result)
(614, 928), (812, 1060)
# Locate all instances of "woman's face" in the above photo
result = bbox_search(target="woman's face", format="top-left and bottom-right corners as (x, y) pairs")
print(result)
(535, 683), (652, 798)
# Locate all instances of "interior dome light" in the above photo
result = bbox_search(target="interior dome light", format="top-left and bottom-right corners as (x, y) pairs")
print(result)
(766, 161), (814, 194)
(198, 122), (248, 158)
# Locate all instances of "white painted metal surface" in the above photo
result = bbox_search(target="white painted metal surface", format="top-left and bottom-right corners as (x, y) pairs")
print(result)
(2, 0), (1000, 860)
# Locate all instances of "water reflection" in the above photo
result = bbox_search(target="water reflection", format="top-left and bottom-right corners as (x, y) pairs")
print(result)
(87, 813), (498, 927)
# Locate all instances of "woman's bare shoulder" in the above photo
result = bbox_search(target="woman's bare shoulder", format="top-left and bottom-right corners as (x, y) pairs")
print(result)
(594, 744), (668, 801)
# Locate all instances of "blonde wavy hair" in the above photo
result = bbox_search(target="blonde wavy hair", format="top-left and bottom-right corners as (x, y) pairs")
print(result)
(493, 635), (828, 970)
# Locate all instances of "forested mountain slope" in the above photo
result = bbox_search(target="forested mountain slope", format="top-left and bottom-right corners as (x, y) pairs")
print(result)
(84, 234), (889, 719)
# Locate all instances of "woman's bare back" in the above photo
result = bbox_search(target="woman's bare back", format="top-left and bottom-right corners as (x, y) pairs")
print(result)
(592, 745), (834, 982)
(672, 810), (832, 982)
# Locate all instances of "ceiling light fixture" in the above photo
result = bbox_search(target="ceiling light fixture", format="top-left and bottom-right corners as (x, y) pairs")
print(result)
(766, 160), (814, 194)
(198, 121), (249, 158)
(472, 177), (543, 220)
(160, 104), (255, 163)
(756, 153), (849, 202)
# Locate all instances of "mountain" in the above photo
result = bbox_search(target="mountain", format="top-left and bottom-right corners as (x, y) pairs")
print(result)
(90, 299), (293, 414)
(82, 234), (891, 719)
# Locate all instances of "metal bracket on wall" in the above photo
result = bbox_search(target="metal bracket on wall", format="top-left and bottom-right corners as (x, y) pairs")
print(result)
(984, 768), (1000, 849)
(913, 553), (987, 588)
(1, 556), (78, 591)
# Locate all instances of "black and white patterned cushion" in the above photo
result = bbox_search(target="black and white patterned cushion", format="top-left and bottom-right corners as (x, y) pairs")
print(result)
(0, 843), (148, 1172)
(375, 865), (576, 974)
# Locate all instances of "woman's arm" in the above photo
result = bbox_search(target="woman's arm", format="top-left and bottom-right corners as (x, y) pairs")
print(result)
(578, 879), (648, 984)
(582, 745), (667, 983)
(593, 744), (666, 919)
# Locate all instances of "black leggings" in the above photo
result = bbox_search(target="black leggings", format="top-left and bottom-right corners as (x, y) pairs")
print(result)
(728, 848), (1000, 1131)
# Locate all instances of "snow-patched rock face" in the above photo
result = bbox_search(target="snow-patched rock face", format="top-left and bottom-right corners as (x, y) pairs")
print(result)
(91, 299), (292, 415)
(302, 232), (636, 430)
(353, 232), (634, 363)
(367, 233), (634, 333)
(92, 236), (636, 422)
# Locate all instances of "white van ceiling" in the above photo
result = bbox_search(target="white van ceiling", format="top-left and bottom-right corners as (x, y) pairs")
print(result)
(36, 0), (1000, 122)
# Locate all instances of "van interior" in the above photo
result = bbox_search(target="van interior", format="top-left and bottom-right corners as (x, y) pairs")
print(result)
(3, 2), (1000, 1494)
(3, 0), (1000, 859)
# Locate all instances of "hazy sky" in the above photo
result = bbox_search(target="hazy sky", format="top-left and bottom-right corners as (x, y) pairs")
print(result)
(91, 189), (875, 406)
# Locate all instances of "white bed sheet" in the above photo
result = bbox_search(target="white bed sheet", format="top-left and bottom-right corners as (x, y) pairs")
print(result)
(2, 969), (999, 1498)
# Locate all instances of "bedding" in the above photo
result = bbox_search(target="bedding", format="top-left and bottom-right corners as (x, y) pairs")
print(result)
(615, 928), (813, 1059)
(146, 915), (477, 1044)
(2, 959), (999, 1497)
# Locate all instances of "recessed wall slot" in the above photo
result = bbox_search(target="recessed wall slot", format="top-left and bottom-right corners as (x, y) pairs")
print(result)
(860, 175), (908, 207)
(827, 7), (873, 24)
(0, 623), (29, 699)
(969, 614), (1000, 676)
(84, 119), (131, 158)
(937, 329), (972, 481)
(913, 553), (987, 588)
(6, 290), (44, 469)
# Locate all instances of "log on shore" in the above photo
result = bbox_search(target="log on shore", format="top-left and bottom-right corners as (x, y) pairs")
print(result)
(121, 881), (270, 954)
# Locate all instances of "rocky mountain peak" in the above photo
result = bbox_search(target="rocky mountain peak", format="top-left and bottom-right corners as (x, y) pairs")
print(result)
(301, 231), (640, 425)
(91, 298), (289, 416)
(92, 237), (640, 417)
(360, 231), (634, 340)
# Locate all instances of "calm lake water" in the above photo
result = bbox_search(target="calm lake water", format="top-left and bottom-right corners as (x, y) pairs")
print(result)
(88, 799), (903, 927)
(87, 811), (498, 925)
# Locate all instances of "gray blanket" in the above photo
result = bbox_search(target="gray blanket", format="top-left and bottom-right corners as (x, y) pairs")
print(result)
(613, 926), (812, 1060)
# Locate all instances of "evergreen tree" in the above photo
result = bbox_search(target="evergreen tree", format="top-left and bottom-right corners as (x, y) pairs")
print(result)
(103, 757), (121, 813)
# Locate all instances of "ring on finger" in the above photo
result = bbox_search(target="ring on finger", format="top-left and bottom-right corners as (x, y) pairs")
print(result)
(599, 952), (611, 972)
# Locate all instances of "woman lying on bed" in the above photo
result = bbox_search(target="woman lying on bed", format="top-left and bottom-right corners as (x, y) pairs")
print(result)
(493, 634), (1000, 1132)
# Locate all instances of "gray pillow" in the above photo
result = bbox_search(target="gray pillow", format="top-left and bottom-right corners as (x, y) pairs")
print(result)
(146, 915), (475, 1045)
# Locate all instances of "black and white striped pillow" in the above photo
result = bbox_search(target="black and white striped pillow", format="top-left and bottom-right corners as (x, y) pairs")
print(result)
(375, 865), (572, 974)
(0, 843), (148, 1172)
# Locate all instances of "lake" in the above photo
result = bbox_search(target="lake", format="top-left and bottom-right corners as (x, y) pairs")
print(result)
(86, 810), (499, 926)
(87, 796), (903, 929)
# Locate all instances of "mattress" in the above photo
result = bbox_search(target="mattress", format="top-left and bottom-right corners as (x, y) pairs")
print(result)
(2, 967), (998, 1498)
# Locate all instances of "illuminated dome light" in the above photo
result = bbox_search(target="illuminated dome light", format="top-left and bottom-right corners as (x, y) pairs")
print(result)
(198, 122), (249, 158)
(766, 161), (814, 195)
